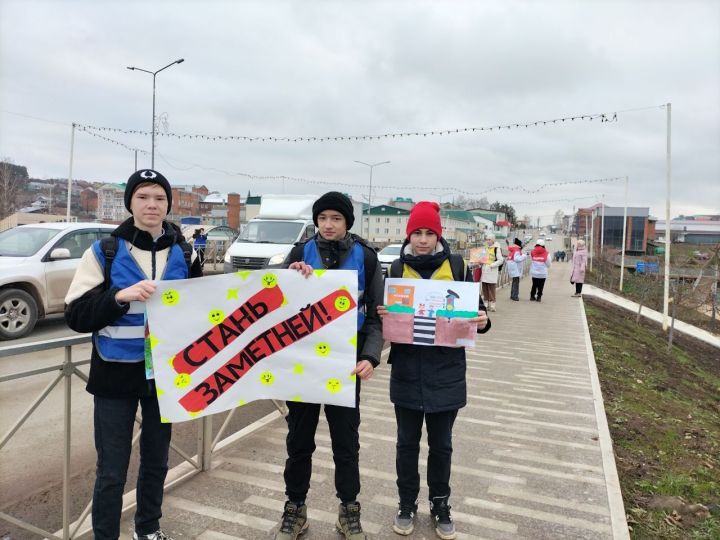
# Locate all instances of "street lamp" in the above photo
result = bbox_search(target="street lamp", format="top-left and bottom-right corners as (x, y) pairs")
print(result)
(354, 160), (390, 239)
(126, 58), (185, 168)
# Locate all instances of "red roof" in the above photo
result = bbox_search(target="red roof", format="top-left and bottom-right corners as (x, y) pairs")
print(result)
(496, 220), (511, 227)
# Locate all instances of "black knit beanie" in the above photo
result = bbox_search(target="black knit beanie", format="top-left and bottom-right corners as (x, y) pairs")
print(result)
(124, 169), (173, 213)
(312, 191), (354, 229)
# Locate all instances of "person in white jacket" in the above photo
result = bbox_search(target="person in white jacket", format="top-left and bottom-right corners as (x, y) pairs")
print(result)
(529, 239), (552, 302)
(480, 233), (504, 312)
(506, 238), (527, 301)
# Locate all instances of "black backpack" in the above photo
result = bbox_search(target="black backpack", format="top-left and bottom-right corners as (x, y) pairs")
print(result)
(390, 253), (466, 281)
(100, 236), (193, 290)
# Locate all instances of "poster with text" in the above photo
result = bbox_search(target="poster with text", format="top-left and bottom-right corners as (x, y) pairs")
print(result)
(146, 270), (359, 423)
(383, 278), (479, 348)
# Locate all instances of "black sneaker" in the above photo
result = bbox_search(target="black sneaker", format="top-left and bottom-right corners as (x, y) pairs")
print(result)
(392, 501), (418, 535)
(275, 501), (308, 540)
(133, 531), (174, 540)
(430, 496), (456, 540)
(529, 297), (536, 301)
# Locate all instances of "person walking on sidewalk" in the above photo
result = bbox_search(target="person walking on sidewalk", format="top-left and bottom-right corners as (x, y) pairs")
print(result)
(64, 170), (203, 540)
(570, 239), (587, 297)
(193, 227), (207, 267)
(378, 201), (491, 539)
(275, 191), (384, 540)
(506, 237), (526, 301)
(529, 238), (551, 302)
(480, 232), (504, 312)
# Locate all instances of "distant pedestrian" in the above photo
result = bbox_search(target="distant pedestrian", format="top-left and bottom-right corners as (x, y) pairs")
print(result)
(560, 250), (566, 262)
(193, 228), (208, 267)
(506, 238), (526, 301)
(570, 240), (587, 297)
(480, 233), (504, 312)
(529, 239), (551, 302)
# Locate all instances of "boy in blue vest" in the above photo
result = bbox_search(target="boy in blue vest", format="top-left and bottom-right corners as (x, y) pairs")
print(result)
(275, 191), (383, 540)
(65, 170), (203, 540)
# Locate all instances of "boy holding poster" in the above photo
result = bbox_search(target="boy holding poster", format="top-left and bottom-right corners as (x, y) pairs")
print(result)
(275, 192), (384, 540)
(64, 170), (202, 540)
(378, 201), (491, 539)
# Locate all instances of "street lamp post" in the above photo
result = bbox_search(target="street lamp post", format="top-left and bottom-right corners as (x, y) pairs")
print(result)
(126, 58), (184, 168)
(354, 160), (390, 240)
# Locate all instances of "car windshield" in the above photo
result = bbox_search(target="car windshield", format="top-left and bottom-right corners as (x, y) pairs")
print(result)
(379, 245), (402, 256)
(237, 221), (304, 244)
(0, 227), (61, 256)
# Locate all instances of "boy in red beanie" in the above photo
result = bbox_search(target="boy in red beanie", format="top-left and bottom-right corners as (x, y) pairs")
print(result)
(379, 201), (491, 539)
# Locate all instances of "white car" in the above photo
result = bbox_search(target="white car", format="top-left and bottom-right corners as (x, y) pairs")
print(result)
(0, 222), (115, 339)
(377, 244), (403, 276)
(545, 236), (553, 241)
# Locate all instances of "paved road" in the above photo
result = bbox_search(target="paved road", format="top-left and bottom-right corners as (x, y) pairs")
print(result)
(106, 259), (627, 540)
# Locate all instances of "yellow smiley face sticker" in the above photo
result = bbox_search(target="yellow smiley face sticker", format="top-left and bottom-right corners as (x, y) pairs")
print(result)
(261, 273), (278, 288)
(162, 289), (180, 306)
(315, 342), (331, 357)
(208, 309), (225, 325)
(326, 378), (342, 393)
(260, 370), (275, 385)
(334, 295), (351, 312)
(174, 373), (191, 388)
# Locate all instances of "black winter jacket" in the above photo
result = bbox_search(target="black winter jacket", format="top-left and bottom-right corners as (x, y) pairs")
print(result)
(64, 218), (203, 398)
(388, 238), (491, 412)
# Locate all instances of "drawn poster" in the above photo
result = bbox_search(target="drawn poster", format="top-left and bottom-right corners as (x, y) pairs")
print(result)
(469, 247), (489, 265)
(383, 278), (479, 348)
(145, 270), (359, 423)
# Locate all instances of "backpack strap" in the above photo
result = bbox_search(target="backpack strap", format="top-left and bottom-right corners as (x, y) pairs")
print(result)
(178, 240), (193, 272)
(100, 236), (119, 290)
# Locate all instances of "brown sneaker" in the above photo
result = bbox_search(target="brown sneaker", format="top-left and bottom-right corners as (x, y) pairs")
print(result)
(336, 501), (367, 540)
(275, 501), (308, 540)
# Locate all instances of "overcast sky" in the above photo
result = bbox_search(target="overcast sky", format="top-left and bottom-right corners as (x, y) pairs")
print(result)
(1, 0), (718, 224)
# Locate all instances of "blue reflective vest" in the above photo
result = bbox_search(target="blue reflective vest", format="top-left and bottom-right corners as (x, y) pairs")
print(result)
(91, 239), (189, 362)
(302, 239), (366, 329)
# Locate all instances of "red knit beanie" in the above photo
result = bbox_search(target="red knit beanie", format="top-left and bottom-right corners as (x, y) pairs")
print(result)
(406, 201), (442, 239)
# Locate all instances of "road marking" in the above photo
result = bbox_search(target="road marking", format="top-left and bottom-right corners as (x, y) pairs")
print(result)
(221, 456), (328, 483)
(464, 496), (612, 534)
(197, 530), (248, 540)
(487, 484), (609, 516)
(494, 415), (598, 434)
(488, 430), (600, 451)
(470, 391), (566, 405)
(491, 449), (604, 473)
(476, 458), (605, 485)
(164, 495), (275, 531)
(209, 469), (287, 491)
(504, 402), (595, 418)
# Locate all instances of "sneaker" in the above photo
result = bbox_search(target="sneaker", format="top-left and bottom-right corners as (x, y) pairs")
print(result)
(572, 293), (582, 297)
(489, 302), (496, 312)
(430, 497), (456, 540)
(529, 297), (536, 301)
(392, 501), (418, 535)
(336, 501), (367, 540)
(133, 531), (174, 540)
(275, 501), (308, 540)
(536, 297), (542, 303)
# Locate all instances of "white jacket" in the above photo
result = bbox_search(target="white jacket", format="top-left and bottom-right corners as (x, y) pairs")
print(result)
(506, 250), (527, 278)
(480, 243), (504, 284)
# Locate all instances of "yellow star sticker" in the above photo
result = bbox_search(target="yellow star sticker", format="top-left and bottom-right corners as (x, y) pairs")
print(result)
(147, 334), (160, 350)
(235, 270), (251, 280)
(156, 387), (165, 397)
(282, 296), (288, 306)
(349, 335), (357, 348)
(293, 363), (305, 374)
(160, 416), (171, 424)
(291, 395), (303, 402)
(238, 399), (247, 406)
(313, 269), (327, 277)
(226, 288), (239, 299)
(339, 285), (349, 291)
(188, 410), (201, 418)
(349, 374), (357, 382)
(168, 357), (175, 368)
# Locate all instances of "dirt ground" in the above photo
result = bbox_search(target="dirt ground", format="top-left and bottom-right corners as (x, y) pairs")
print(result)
(585, 297), (720, 539)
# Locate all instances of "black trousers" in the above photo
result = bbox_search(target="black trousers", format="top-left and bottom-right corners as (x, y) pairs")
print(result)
(395, 405), (458, 505)
(510, 277), (520, 300)
(284, 380), (361, 504)
(575, 282), (584, 294)
(531, 277), (546, 299)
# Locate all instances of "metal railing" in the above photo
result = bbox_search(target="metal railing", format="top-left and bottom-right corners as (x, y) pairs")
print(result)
(0, 335), (285, 540)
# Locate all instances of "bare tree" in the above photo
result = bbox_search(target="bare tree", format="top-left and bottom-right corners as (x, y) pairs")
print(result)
(0, 159), (28, 220)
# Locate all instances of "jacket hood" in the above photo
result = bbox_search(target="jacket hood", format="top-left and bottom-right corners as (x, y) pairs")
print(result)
(531, 245), (548, 258)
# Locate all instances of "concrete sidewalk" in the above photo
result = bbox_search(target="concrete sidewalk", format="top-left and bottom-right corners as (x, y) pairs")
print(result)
(119, 262), (629, 539)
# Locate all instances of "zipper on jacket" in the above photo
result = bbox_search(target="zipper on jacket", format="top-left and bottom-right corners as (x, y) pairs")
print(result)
(151, 243), (157, 279)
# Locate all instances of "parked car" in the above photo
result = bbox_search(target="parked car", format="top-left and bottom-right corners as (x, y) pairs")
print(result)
(377, 244), (403, 276)
(0, 222), (115, 340)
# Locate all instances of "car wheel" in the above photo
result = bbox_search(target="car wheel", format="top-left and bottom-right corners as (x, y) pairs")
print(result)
(0, 289), (38, 340)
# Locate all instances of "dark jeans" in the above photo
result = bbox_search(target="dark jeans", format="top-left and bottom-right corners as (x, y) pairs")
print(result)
(395, 405), (458, 505)
(510, 277), (520, 300)
(284, 380), (361, 504)
(531, 277), (546, 300)
(575, 282), (584, 294)
(93, 396), (172, 540)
